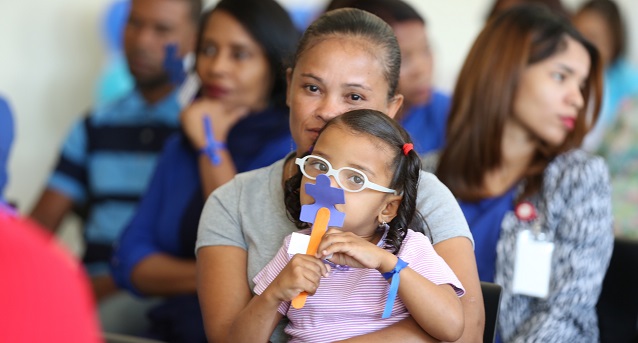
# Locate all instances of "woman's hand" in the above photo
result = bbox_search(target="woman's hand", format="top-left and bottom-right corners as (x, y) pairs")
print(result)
(180, 98), (250, 149)
(264, 253), (331, 303)
(316, 229), (397, 272)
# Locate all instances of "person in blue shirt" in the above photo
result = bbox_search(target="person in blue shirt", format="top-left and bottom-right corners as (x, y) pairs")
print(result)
(329, 0), (451, 154)
(424, 5), (612, 342)
(29, 0), (202, 334)
(110, 0), (299, 341)
(576, 1), (638, 240)
(0, 96), (14, 202)
(573, 0), (638, 151)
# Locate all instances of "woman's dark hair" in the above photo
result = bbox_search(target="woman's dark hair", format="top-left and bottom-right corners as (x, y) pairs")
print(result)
(196, 0), (299, 106)
(327, 0), (425, 27)
(575, 0), (626, 63)
(291, 8), (401, 100)
(182, 0), (203, 24)
(487, 0), (570, 21)
(437, 4), (602, 202)
(324, 0), (354, 12)
(284, 109), (425, 254)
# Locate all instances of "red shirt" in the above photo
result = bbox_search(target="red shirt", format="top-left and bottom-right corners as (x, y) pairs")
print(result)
(0, 211), (103, 343)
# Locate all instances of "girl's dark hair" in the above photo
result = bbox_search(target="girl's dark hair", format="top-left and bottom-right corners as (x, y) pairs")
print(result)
(284, 109), (425, 254)
(196, 0), (300, 107)
(327, 0), (425, 27)
(576, 0), (626, 63)
(291, 8), (401, 100)
(437, 4), (602, 202)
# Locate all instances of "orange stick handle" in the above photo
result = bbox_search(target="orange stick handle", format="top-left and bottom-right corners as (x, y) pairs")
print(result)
(291, 207), (330, 309)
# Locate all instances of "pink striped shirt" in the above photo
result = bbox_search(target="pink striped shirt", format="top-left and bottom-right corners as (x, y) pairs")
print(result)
(253, 229), (465, 343)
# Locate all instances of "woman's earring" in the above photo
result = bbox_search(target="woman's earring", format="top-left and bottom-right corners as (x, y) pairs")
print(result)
(379, 220), (389, 231)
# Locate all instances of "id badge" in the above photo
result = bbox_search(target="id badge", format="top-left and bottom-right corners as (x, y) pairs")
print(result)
(511, 229), (554, 298)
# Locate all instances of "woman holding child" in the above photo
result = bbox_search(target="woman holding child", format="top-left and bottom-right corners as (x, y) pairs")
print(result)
(196, 8), (484, 343)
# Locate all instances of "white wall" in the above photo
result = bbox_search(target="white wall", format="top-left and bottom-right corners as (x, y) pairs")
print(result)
(1, 1), (109, 210)
(2, 0), (637, 217)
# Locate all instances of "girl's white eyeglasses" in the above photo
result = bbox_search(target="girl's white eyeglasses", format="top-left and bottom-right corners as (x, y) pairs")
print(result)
(295, 155), (397, 194)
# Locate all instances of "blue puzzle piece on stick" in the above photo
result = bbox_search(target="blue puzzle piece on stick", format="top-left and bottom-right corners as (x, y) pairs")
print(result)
(300, 174), (345, 227)
(163, 44), (186, 85)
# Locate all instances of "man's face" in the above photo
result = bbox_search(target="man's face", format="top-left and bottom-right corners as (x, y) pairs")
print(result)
(123, 0), (196, 89)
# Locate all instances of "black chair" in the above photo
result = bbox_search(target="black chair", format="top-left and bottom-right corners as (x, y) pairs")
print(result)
(103, 333), (167, 343)
(597, 237), (638, 343)
(481, 281), (503, 343)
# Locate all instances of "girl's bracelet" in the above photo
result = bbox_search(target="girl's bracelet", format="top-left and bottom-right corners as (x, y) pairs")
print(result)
(380, 257), (409, 319)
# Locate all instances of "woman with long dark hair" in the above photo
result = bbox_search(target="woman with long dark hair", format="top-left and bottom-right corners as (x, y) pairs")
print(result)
(426, 5), (612, 342)
(111, 0), (299, 341)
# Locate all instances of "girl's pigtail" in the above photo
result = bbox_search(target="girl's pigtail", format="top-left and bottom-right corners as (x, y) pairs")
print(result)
(385, 145), (425, 254)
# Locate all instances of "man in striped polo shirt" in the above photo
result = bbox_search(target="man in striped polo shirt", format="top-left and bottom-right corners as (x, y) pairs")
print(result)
(30, 0), (202, 332)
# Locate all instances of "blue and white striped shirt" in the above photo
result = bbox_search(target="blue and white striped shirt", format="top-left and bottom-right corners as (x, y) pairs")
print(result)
(48, 89), (180, 275)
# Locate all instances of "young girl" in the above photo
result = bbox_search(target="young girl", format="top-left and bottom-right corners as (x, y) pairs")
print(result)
(229, 109), (465, 343)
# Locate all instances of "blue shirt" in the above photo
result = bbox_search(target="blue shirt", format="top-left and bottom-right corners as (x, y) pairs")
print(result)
(458, 187), (516, 283)
(602, 59), (638, 128)
(0, 96), (14, 201)
(400, 91), (451, 155)
(48, 89), (181, 275)
(111, 105), (293, 296)
(584, 59), (638, 151)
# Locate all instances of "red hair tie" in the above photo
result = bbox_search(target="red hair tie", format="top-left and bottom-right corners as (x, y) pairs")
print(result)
(402, 143), (413, 156)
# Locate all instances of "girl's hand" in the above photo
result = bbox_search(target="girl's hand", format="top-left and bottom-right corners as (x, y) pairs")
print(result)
(265, 254), (331, 303)
(316, 229), (397, 271)
(180, 98), (250, 149)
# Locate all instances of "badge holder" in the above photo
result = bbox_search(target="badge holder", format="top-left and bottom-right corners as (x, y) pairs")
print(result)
(511, 202), (554, 298)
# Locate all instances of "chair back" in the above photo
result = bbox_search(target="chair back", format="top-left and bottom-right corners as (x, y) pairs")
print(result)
(104, 332), (167, 343)
(597, 237), (638, 343)
(481, 281), (503, 343)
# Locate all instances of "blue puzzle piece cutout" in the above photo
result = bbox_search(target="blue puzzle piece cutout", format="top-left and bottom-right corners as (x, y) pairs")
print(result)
(300, 174), (345, 227)
(163, 44), (186, 85)
(200, 116), (224, 166)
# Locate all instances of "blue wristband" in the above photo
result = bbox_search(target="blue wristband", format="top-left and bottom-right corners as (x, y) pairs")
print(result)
(200, 116), (226, 166)
(381, 257), (409, 319)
